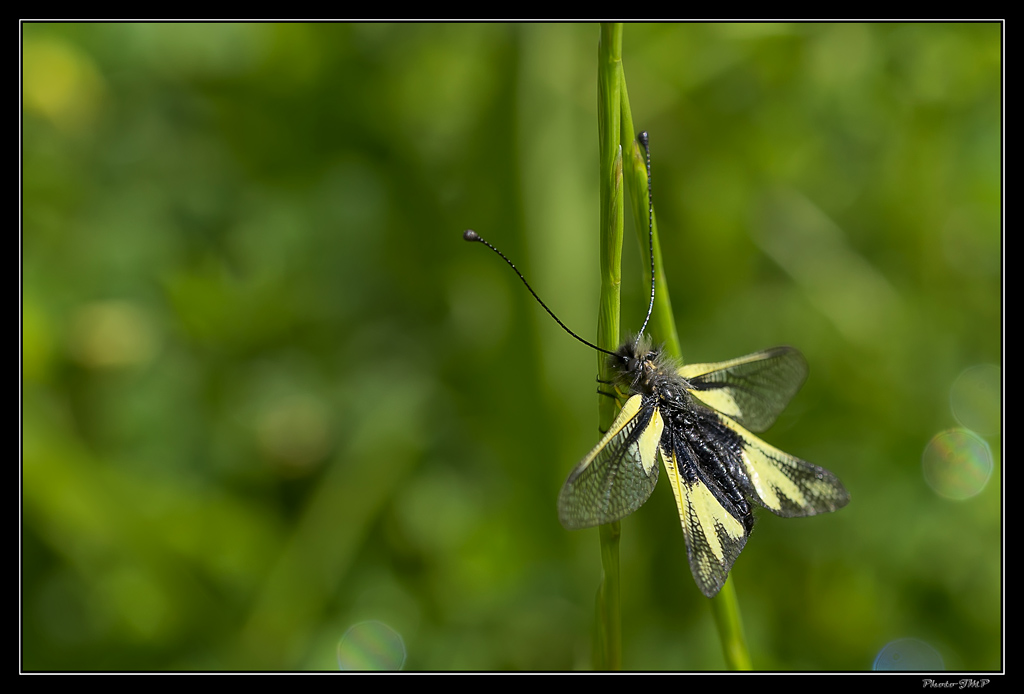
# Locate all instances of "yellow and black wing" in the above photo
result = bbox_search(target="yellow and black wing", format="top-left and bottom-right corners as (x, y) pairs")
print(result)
(660, 391), (849, 598)
(661, 440), (750, 598)
(679, 346), (808, 433)
(716, 416), (850, 518)
(557, 394), (664, 530)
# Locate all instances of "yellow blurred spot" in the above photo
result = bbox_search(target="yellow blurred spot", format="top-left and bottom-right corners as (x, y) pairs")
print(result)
(23, 37), (104, 133)
(256, 394), (332, 473)
(69, 300), (158, 369)
(23, 297), (55, 382)
(808, 24), (874, 89)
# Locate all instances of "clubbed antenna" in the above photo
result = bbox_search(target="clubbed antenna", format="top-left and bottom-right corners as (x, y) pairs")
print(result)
(463, 229), (617, 357)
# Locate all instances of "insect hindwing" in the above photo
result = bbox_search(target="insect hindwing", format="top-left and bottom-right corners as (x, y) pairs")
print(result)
(715, 416), (850, 518)
(678, 348), (849, 518)
(661, 442), (749, 598)
(661, 410), (848, 598)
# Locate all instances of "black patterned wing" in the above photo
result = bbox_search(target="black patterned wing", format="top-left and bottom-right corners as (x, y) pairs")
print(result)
(679, 346), (809, 433)
(661, 401), (849, 597)
(715, 415), (850, 518)
(558, 394), (664, 530)
(660, 430), (752, 599)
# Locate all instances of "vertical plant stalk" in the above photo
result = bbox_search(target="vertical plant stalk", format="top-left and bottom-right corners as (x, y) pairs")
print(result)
(619, 66), (753, 672)
(594, 22), (624, 671)
(709, 578), (753, 670)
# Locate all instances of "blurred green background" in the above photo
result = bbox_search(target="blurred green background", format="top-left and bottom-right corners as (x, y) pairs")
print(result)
(22, 23), (1001, 671)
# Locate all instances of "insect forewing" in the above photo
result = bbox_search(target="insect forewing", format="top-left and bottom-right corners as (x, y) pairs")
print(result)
(558, 394), (664, 530)
(679, 346), (808, 433)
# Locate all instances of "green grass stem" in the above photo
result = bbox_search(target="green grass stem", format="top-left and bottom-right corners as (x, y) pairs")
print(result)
(593, 22), (624, 671)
